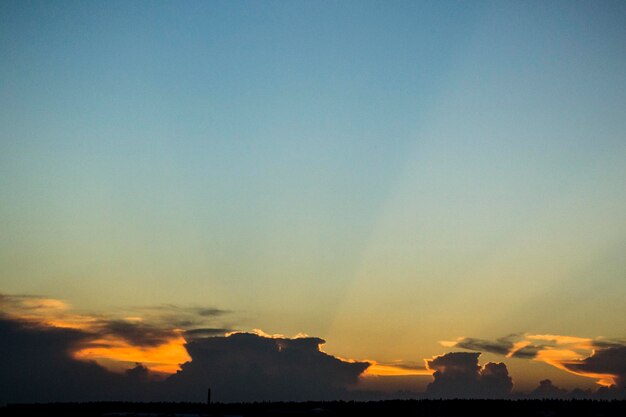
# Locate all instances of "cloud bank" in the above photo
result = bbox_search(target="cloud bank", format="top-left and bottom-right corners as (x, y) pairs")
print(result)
(425, 352), (513, 399)
(445, 333), (626, 391)
(3, 293), (626, 403)
(0, 316), (371, 403)
(162, 332), (370, 402)
(0, 294), (371, 403)
(0, 317), (154, 403)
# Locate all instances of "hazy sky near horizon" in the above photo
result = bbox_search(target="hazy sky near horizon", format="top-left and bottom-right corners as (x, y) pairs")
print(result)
(1, 0), (625, 392)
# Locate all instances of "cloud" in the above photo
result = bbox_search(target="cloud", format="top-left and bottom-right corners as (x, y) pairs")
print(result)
(162, 332), (370, 402)
(122, 304), (231, 330)
(525, 378), (626, 400)
(184, 327), (231, 339)
(529, 379), (568, 399)
(364, 360), (432, 377)
(195, 307), (228, 317)
(563, 346), (626, 389)
(0, 314), (372, 403)
(509, 344), (543, 359)
(444, 332), (626, 389)
(425, 352), (512, 399)
(592, 339), (626, 349)
(446, 335), (544, 359)
(4, 292), (624, 402)
(0, 317), (154, 403)
(95, 320), (176, 347)
(0, 293), (229, 374)
(0, 293), (69, 311)
(0, 293), (373, 403)
(455, 336), (515, 356)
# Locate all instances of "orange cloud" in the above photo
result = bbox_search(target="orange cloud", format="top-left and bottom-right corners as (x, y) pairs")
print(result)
(1, 294), (374, 379)
(442, 332), (622, 387)
(506, 340), (531, 358)
(527, 334), (594, 349)
(364, 362), (433, 377)
(73, 333), (191, 374)
(534, 348), (616, 387)
(0, 294), (193, 374)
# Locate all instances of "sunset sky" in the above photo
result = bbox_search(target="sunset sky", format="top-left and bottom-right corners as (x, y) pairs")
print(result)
(1, 0), (625, 402)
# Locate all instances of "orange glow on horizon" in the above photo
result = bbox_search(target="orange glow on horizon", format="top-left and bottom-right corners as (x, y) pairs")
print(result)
(3, 294), (621, 386)
(73, 334), (191, 374)
(1, 294), (191, 374)
(364, 362), (433, 377)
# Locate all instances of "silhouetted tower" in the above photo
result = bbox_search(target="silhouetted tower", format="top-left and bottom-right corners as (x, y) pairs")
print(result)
(207, 388), (211, 413)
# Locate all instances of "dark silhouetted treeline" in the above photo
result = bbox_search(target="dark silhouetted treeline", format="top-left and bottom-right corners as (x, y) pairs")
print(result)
(2, 400), (626, 417)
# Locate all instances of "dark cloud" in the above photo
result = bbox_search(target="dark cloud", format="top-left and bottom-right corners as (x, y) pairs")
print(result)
(128, 304), (231, 331)
(564, 346), (626, 389)
(0, 293), (49, 309)
(184, 327), (231, 339)
(139, 304), (228, 318)
(592, 339), (626, 349)
(594, 384), (626, 400)
(5, 293), (625, 404)
(0, 318), (154, 404)
(449, 333), (626, 398)
(509, 344), (542, 359)
(162, 332), (370, 402)
(480, 362), (513, 397)
(455, 336), (514, 356)
(425, 352), (512, 399)
(195, 307), (228, 317)
(451, 334), (607, 360)
(530, 379), (568, 399)
(0, 314), (369, 403)
(453, 335), (545, 359)
(95, 320), (175, 347)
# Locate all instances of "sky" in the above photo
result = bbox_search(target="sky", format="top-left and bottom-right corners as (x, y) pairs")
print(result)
(1, 0), (626, 402)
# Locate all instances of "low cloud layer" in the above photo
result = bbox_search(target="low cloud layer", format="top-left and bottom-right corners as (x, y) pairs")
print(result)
(0, 317), (154, 403)
(425, 352), (513, 399)
(163, 332), (370, 402)
(0, 293), (371, 403)
(3, 293), (626, 403)
(0, 293), (230, 374)
(530, 379), (568, 399)
(0, 316), (370, 403)
(444, 333), (626, 390)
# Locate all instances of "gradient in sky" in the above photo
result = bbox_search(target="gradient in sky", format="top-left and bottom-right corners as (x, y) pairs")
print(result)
(1, 0), (625, 399)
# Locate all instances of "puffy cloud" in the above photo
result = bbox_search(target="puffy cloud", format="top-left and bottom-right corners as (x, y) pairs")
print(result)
(5, 291), (625, 402)
(425, 352), (512, 399)
(162, 332), (370, 402)
(0, 292), (371, 403)
(0, 315), (370, 403)
(0, 318), (154, 403)
(480, 362), (513, 397)
(530, 379), (568, 399)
